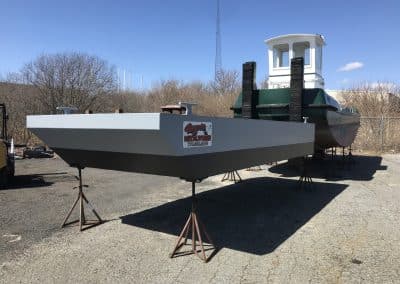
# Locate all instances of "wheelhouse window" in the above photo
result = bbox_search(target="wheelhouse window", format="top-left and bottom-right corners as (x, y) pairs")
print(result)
(273, 44), (289, 68)
(293, 41), (310, 66)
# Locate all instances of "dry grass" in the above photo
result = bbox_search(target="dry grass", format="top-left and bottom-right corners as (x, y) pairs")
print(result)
(353, 117), (400, 153)
(340, 82), (400, 152)
(1, 79), (400, 153)
(0, 77), (240, 145)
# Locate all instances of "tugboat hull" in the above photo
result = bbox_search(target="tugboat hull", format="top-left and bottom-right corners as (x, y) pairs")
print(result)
(307, 108), (360, 149)
(232, 88), (360, 150)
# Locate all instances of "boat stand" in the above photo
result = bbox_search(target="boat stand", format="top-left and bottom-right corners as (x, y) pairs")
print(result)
(221, 170), (242, 183)
(61, 166), (103, 231)
(170, 181), (216, 262)
(339, 146), (356, 170)
(298, 157), (313, 189)
(325, 147), (336, 160)
(344, 145), (355, 162)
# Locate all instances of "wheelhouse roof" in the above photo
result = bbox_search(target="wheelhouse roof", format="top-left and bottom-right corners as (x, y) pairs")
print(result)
(265, 34), (326, 46)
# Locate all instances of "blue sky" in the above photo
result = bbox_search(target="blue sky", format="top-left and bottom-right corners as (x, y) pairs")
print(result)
(0, 0), (399, 89)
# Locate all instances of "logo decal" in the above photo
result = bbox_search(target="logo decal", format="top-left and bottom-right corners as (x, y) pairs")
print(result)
(183, 121), (212, 148)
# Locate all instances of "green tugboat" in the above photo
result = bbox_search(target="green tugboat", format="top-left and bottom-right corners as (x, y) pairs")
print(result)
(232, 34), (360, 152)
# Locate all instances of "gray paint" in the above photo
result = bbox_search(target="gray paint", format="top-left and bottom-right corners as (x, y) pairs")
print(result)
(53, 142), (313, 181)
(27, 113), (315, 180)
(27, 113), (161, 130)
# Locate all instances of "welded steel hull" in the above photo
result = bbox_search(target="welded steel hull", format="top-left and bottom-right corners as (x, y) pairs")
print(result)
(311, 109), (360, 149)
(232, 88), (360, 150)
(27, 113), (315, 180)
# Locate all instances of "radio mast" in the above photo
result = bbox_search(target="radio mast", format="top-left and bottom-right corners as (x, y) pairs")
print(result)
(214, 0), (222, 80)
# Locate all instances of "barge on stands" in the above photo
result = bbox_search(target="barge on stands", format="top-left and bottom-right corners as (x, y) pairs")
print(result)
(27, 110), (315, 181)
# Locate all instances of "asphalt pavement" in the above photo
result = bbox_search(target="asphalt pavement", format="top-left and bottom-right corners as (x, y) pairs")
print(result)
(1, 154), (400, 283)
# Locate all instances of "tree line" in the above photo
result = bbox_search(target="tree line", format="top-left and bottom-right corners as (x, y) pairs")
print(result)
(0, 52), (399, 152)
(0, 52), (242, 144)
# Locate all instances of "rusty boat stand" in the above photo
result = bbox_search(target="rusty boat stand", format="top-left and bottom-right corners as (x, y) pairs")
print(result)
(170, 181), (216, 262)
(61, 166), (103, 231)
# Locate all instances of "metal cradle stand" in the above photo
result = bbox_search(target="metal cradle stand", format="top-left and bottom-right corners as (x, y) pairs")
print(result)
(61, 166), (103, 231)
(170, 181), (216, 262)
(221, 170), (242, 183)
(342, 145), (355, 162)
(298, 157), (314, 189)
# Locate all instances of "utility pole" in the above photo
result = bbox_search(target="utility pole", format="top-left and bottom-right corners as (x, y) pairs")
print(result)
(214, 0), (222, 80)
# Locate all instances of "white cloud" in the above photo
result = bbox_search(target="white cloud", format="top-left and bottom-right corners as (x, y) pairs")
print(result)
(338, 61), (364, 72)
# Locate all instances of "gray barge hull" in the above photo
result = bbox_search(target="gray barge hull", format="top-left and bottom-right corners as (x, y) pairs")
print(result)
(27, 113), (315, 181)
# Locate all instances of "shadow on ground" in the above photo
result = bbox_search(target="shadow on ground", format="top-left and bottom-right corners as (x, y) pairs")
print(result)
(269, 155), (385, 181)
(1, 172), (74, 190)
(121, 177), (347, 255)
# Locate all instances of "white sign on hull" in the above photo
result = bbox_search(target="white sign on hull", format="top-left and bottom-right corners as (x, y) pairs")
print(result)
(183, 121), (212, 148)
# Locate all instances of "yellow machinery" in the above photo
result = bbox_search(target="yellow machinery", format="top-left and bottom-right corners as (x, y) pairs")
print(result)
(0, 104), (14, 186)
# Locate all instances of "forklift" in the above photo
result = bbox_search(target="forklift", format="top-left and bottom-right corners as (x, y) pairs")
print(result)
(0, 104), (15, 186)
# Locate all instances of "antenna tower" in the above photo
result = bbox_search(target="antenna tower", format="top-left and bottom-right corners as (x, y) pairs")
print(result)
(214, 0), (222, 80)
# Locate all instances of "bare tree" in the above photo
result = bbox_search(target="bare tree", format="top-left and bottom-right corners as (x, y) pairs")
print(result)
(21, 52), (116, 113)
(341, 82), (400, 117)
(210, 69), (240, 96)
(259, 76), (269, 89)
(0, 81), (43, 144)
(341, 82), (400, 152)
(5, 72), (23, 84)
(1, 63), (243, 144)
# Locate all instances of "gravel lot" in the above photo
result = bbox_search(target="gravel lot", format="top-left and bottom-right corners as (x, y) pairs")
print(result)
(1, 154), (399, 283)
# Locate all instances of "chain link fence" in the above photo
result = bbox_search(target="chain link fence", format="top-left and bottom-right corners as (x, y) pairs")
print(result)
(353, 117), (400, 152)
